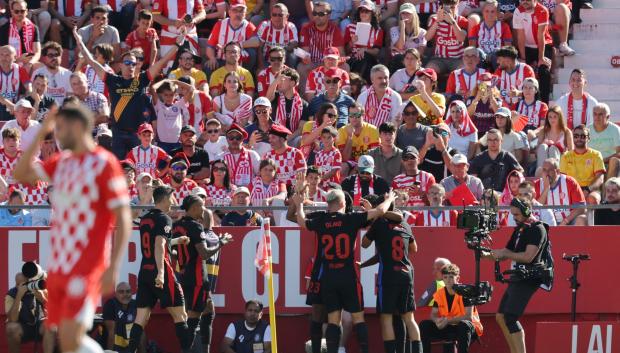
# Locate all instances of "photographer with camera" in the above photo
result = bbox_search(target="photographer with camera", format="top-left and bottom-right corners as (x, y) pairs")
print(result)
(5, 271), (55, 353)
(483, 197), (550, 353)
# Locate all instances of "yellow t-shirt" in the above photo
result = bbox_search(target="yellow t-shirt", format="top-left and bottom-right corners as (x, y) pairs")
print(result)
(168, 68), (208, 87)
(560, 148), (606, 187)
(336, 122), (380, 161)
(209, 66), (255, 94)
(409, 93), (446, 126)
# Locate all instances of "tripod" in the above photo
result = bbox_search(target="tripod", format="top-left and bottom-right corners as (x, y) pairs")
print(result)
(563, 253), (591, 322)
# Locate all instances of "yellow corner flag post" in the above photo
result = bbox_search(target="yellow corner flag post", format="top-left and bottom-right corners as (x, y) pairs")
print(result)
(256, 218), (278, 353)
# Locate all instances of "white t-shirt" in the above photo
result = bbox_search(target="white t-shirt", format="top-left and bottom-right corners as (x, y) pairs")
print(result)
(389, 68), (417, 93)
(479, 130), (526, 157)
(554, 93), (599, 128)
(356, 87), (403, 124)
(224, 321), (272, 341)
(448, 127), (477, 156)
(32, 66), (72, 106)
(203, 136), (229, 161)
(0, 119), (42, 150)
(154, 100), (189, 143)
(507, 202), (557, 226)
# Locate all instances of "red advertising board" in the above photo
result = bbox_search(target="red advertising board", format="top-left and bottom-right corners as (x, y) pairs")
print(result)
(536, 322), (620, 353)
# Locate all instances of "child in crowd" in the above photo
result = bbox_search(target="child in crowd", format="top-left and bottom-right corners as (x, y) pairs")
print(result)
(151, 79), (189, 153)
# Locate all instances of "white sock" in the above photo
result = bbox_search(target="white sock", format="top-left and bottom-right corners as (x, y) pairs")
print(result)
(67, 335), (104, 353)
(338, 347), (346, 353)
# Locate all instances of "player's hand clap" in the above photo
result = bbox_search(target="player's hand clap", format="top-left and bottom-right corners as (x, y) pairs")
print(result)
(359, 198), (372, 211)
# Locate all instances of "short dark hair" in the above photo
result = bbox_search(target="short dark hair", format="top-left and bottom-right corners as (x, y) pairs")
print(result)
(224, 41), (241, 53)
(281, 67), (300, 84)
(33, 74), (47, 82)
(321, 126), (337, 137)
(138, 9), (152, 21)
(9, 189), (24, 201)
(156, 80), (175, 94)
(153, 185), (173, 204)
(245, 299), (264, 311)
(259, 158), (277, 172)
(94, 43), (114, 62)
(41, 41), (62, 57)
(495, 46), (519, 59)
(268, 46), (286, 57)
(306, 166), (320, 176)
(441, 263), (460, 276)
(441, 0), (458, 5)
(56, 105), (94, 131)
(181, 194), (202, 211)
(91, 5), (108, 16)
(349, 102), (364, 114)
(379, 122), (396, 134)
(573, 124), (589, 136)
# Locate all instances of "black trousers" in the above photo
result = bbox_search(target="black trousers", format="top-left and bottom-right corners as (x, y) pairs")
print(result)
(524, 45), (553, 104)
(420, 320), (477, 353)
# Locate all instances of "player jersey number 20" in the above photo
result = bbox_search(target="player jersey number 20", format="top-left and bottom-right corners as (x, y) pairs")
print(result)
(321, 233), (351, 261)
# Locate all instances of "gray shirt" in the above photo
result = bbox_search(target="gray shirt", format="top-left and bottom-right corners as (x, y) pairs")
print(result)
(368, 145), (403, 185)
(440, 174), (485, 203)
(78, 24), (120, 47)
(396, 123), (431, 151)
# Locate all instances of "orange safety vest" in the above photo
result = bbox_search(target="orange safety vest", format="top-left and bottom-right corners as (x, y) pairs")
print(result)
(432, 287), (484, 337)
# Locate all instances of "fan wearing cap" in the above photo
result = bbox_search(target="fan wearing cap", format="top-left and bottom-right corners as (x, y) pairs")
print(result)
(208, 42), (256, 98)
(220, 186), (264, 226)
(264, 68), (310, 143)
(409, 68), (446, 126)
(343, 1), (384, 82)
(308, 68), (356, 128)
(440, 153), (485, 203)
(164, 154), (198, 203)
(304, 47), (350, 102)
(469, 127), (523, 192)
(341, 155), (390, 206)
(222, 123), (261, 187)
(0, 99), (41, 152)
(392, 146), (436, 206)
(150, 0), (206, 57)
(244, 97), (276, 158)
(357, 64), (403, 128)
(265, 124), (307, 186)
(424, 0), (469, 75)
(170, 125), (211, 182)
(256, 46), (291, 98)
(445, 47), (488, 102)
(168, 49), (208, 92)
(126, 123), (171, 178)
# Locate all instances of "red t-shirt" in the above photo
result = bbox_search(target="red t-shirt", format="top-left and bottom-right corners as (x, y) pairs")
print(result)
(299, 22), (344, 64)
(512, 2), (553, 48)
(429, 15), (469, 58)
(125, 28), (159, 65)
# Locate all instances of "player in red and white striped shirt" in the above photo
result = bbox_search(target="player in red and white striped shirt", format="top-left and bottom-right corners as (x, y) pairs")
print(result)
(445, 46), (487, 100)
(392, 146), (436, 206)
(264, 124), (307, 186)
(315, 126), (342, 188)
(494, 46), (535, 107)
(126, 123), (171, 178)
(305, 47), (350, 101)
(468, 1), (512, 59)
(425, 0), (469, 76)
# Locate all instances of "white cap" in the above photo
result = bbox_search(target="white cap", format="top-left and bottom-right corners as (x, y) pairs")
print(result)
(451, 154), (469, 165)
(253, 96), (272, 108)
(136, 172), (153, 182)
(357, 155), (375, 173)
(15, 99), (33, 110)
(233, 186), (250, 196)
(191, 186), (207, 197)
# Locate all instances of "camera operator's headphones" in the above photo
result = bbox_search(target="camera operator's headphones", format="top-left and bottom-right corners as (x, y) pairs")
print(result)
(510, 197), (532, 218)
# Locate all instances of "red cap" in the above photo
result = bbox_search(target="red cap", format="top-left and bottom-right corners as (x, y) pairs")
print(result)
(324, 68), (343, 79)
(226, 123), (249, 140)
(416, 68), (438, 82)
(137, 122), (154, 134)
(229, 0), (247, 8)
(323, 47), (340, 60)
(269, 124), (292, 138)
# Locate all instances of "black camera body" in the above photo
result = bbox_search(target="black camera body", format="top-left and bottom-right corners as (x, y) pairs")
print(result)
(22, 261), (46, 292)
(453, 281), (493, 306)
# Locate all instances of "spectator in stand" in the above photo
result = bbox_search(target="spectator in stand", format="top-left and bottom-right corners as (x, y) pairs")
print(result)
(196, 0), (226, 36)
(220, 187), (264, 226)
(0, 0), (41, 71)
(341, 155), (390, 205)
(468, 0), (512, 70)
(470, 128), (522, 191)
(0, 190), (31, 226)
(121, 159), (138, 199)
(297, 1), (345, 92)
(368, 122), (403, 184)
(514, 77), (548, 134)
(220, 300), (271, 352)
(0, 128), (22, 185)
(205, 159), (237, 207)
(337, 103), (380, 176)
(539, 157), (587, 225)
(499, 169), (525, 207)
(594, 177), (620, 225)
(77, 6), (120, 62)
(395, 100), (431, 151)
(506, 181), (556, 226)
(264, 69), (309, 144)
(304, 166), (328, 202)
(589, 103), (620, 179)
(21, 1), (52, 45)
(348, 72), (367, 100)
(300, 102), (338, 160)
(168, 49), (208, 92)
(478, 107), (528, 165)
(416, 184), (458, 226)
(24, 75), (56, 123)
(314, 126), (342, 188)
(102, 282), (145, 353)
(151, 0), (206, 57)
(125, 122), (170, 178)
(75, 43), (114, 95)
(223, 123), (261, 187)
(534, 105), (573, 175)
(205, 0), (256, 72)
(166, 154), (198, 203)
(441, 153), (485, 203)
(304, 47), (350, 102)
(209, 42), (256, 97)
(74, 26), (182, 159)
(512, 0), (554, 103)
(31, 42), (71, 106)
(104, 0), (137, 41)
(68, 72), (110, 125)
(173, 77), (214, 134)
(541, 0), (574, 57)
(243, 4), (299, 68)
(200, 119), (229, 161)
(48, 0), (91, 45)
(249, 159), (287, 207)
(344, 1), (384, 82)
(389, 48), (422, 101)
(445, 47), (487, 103)
(467, 72), (501, 137)
(498, 0), (520, 23)
(265, 124), (307, 186)
(212, 71), (254, 128)
(123, 10), (158, 68)
(256, 47), (290, 97)
(245, 97), (275, 158)
(151, 79), (189, 153)
(445, 100), (478, 159)
(419, 123), (457, 182)
(392, 145), (435, 206)
(39, 132), (58, 162)
(409, 68), (446, 126)
(493, 46), (535, 107)
(171, 125), (211, 183)
(560, 125), (605, 202)
(0, 99), (40, 151)
(424, 0), (469, 77)
(554, 69), (598, 130)
(362, 0), (399, 35)
(357, 64), (403, 128)
(389, 4), (427, 74)
(130, 172), (154, 224)
(308, 68), (355, 128)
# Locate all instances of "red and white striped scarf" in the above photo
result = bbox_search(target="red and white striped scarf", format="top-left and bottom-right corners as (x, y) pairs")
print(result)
(364, 87), (393, 127)
(233, 95), (253, 125)
(275, 92), (303, 132)
(224, 148), (253, 187)
(249, 176), (281, 206)
(445, 100), (477, 137)
(567, 93), (588, 130)
(9, 18), (35, 57)
(353, 175), (374, 206)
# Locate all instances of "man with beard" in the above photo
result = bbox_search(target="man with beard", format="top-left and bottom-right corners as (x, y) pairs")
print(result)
(493, 46), (535, 107)
(337, 103), (380, 177)
(32, 42), (71, 106)
(209, 42), (256, 97)
(560, 125), (605, 201)
(24, 75), (57, 123)
(166, 155), (198, 204)
(469, 128), (522, 192)
(341, 155), (390, 206)
(171, 126), (211, 183)
(102, 282), (145, 352)
(169, 49), (209, 92)
(392, 146), (435, 206)
(594, 177), (620, 225)
(223, 123), (261, 187)
(356, 65), (402, 128)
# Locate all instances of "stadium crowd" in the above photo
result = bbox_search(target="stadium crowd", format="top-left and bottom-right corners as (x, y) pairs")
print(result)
(0, 0), (619, 230)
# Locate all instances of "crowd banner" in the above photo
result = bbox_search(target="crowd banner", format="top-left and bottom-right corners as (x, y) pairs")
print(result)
(1, 226), (619, 315)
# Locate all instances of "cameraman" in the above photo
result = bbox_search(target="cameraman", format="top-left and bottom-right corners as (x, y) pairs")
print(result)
(5, 272), (54, 353)
(484, 198), (549, 353)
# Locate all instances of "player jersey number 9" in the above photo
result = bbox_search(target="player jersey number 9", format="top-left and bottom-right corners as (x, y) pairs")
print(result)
(140, 218), (155, 259)
(321, 233), (351, 260)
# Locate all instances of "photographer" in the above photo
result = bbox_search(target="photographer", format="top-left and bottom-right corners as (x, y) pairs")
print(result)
(484, 197), (550, 353)
(5, 272), (54, 353)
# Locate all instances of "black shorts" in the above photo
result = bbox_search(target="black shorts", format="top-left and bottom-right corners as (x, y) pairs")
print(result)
(20, 323), (42, 343)
(321, 276), (364, 313)
(377, 282), (416, 314)
(498, 280), (540, 317)
(306, 279), (323, 306)
(136, 267), (185, 309)
(181, 277), (209, 313)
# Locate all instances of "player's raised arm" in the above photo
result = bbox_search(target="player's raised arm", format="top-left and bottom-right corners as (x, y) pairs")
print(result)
(367, 191), (397, 221)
